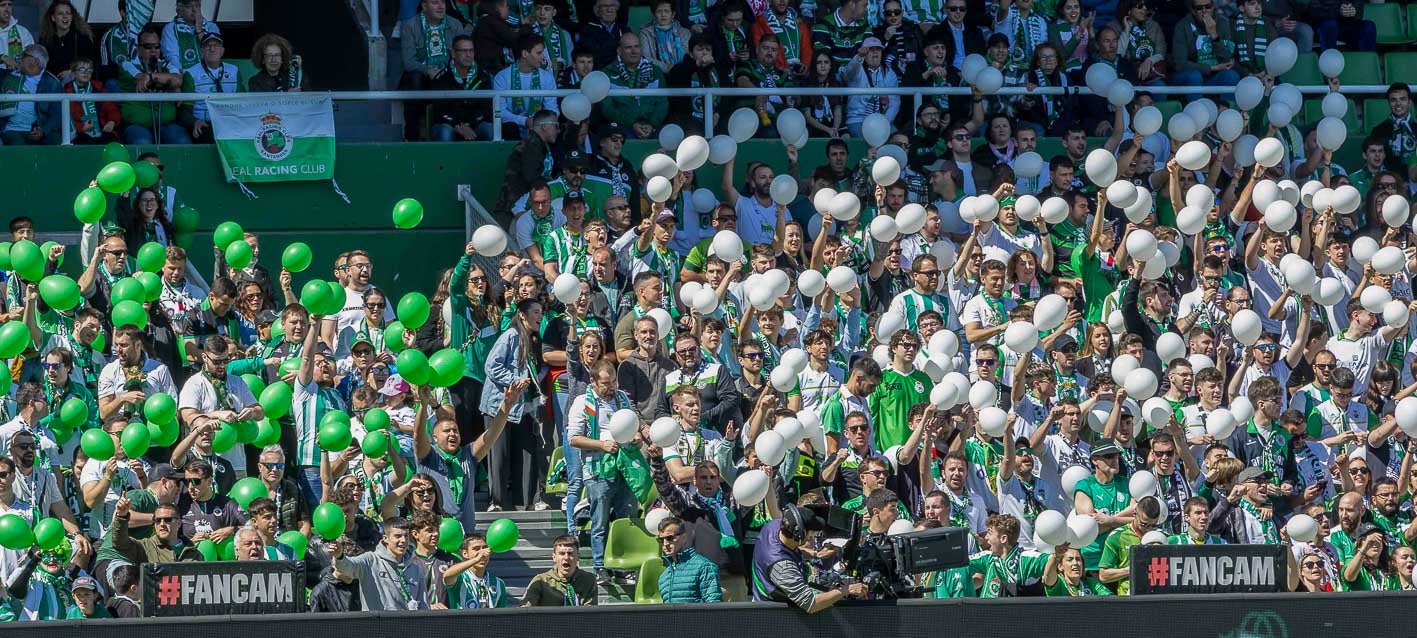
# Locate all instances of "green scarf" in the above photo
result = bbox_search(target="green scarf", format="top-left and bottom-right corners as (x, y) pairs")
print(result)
(436, 445), (467, 506)
(509, 67), (543, 115)
(450, 62), (484, 90)
(73, 82), (99, 134)
(0, 70), (31, 116)
(764, 9), (802, 64)
(204, 370), (231, 410)
(173, 17), (202, 68)
(537, 24), (569, 70)
(421, 14), (450, 69)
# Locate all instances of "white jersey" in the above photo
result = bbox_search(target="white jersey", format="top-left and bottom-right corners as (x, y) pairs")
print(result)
(977, 224), (1044, 266)
(1246, 257), (1287, 335)
(1328, 333), (1390, 395)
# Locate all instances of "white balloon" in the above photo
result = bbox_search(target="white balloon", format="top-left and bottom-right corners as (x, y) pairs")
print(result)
(862, 113), (892, 147)
(1234, 134), (1260, 167)
(1264, 200), (1297, 233)
(1253, 137), (1286, 168)
(691, 287), (718, 314)
(870, 215), (899, 242)
(1317, 117), (1347, 151)
(763, 268), (790, 298)
(1133, 105), (1163, 136)
(962, 54), (989, 84)
(830, 191), (861, 220)
(877, 311), (906, 342)
(929, 330), (959, 357)
(1352, 236), (1380, 264)
(1373, 246), (1407, 275)
(974, 195), (1000, 222)
(1276, 178), (1300, 207)
(973, 66), (1004, 94)
(1177, 206), (1207, 235)
(812, 188), (837, 215)
(1383, 195), (1411, 227)
(930, 382), (958, 409)
(1230, 397), (1255, 424)
(1232, 309), (1263, 346)
(648, 307), (673, 338)
(871, 156), (901, 187)
(727, 107), (759, 142)
(1361, 285), (1393, 313)
(1124, 368), (1159, 400)
(978, 407), (1008, 438)
(649, 416), (682, 448)
(708, 134), (738, 164)
(826, 266), (857, 293)
(1283, 260), (1317, 295)
(581, 71), (611, 102)
(1158, 240), (1181, 268)
(887, 519), (915, 536)
(1013, 195), (1042, 222)
(1085, 63), (1117, 96)
(769, 365), (798, 393)
(1235, 76), (1266, 111)
(1143, 397), (1174, 429)
(646, 175), (674, 203)
(471, 225), (509, 256)
(1205, 408), (1237, 440)
(1188, 354), (1216, 371)
(1319, 49), (1346, 78)
(748, 284), (776, 311)
(608, 408), (640, 443)
(1111, 354), (1140, 385)
(878, 144), (907, 168)
(1126, 229), (1158, 262)
(1287, 514), (1319, 543)
(1129, 470), (1159, 500)
(1014, 151), (1044, 178)
(1004, 321), (1040, 353)
(1140, 257), (1167, 281)
(1301, 180), (1325, 209)
(1084, 149), (1117, 187)
(552, 272), (581, 304)
(561, 92), (592, 122)
(1265, 37), (1298, 76)
(642, 153), (679, 180)
(959, 196), (979, 224)
(658, 123), (685, 151)
(896, 203), (927, 234)
(1106, 180), (1139, 209)
(1333, 184), (1363, 215)
(1107, 79), (1135, 107)
(770, 174), (798, 205)
(1033, 295), (1069, 331)
(733, 470), (770, 506)
(690, 188), (718, 214)
(1041, 197), (1071, 224)
(1167, 112), (1198, 141)
(1187, 184), (1215, 211)
(1175, 140), (1211, 171)
(1036, 510), (1069, 547)
(871, 344), (892, 369)
(1067, 514), (1100, 546)
(1384, 299), (1410, 327)
(780, 348), (809, 374)
(798, 270), (826, 298)
(677, 279), (703, 305)
(1157, 332), (1186, 363)
(1108, 310), (1126, 334)
(644, 507), (673, 535)
(711, 230), (744, 262)
(1272, 84), (1302, 114)
(1252, 180), (1281, 212)
(930, 239), (957, 269)
(1191, 98), (1218, 127)
(1321, 92), (1348, 119)
(1396, 397), (1417, 436)
(969, 381), (998, 410)
(776, 108), (807, 143)
(675, 135), (710, 171)
(755, 430), (788, 466)
(1063, 466), (1092, 496)
(1215, 109), (1245, 142)
(1312, 277), (1345, 307)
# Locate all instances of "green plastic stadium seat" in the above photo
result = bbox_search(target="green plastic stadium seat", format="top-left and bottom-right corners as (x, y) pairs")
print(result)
(1365, 3), (1408, 45)
(1302, 98), (1360, 133)
(1154, 100), (1183, 124)
(634, 559), (665, 604)
(1035, 137), (1064, 161)
(1385, 52), (1417, 86)
(1339, 52), (1382, 87)
(1282, 53), (1322, 86)
(1409, 4), (1417, 42)
(1364, 98), (1391, 134)
(604, 518), (659, 571)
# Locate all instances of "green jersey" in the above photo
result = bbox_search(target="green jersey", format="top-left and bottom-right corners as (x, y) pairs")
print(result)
(967, 546), (1049, 598)
(1071, 247), (1118, 324)
(867, 367), (931, 452)
(1075, 475), (1131, 570)
(1044, 575), (1113, 597)
(923, 566), (976, 598)
(1099, 524), (1143, 595)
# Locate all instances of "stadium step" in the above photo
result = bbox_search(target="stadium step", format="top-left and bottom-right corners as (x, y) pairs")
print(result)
(486, 508), (634, 604)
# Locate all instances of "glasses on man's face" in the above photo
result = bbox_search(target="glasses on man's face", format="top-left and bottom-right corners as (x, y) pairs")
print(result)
(884, 9), (901, 15)
(1254, 343), (1278, 353)
(946, 5), (965, 11)
(1058, 345), (1079, 354)
(0, 471), (11, 480)
(1313, 363), (1336, 370)
(353, 349), (374, 358)
(658, 531), (683, 542)
(1210, 245), (1229, 253)
(952, 134), (969, 141)
(1230, 298), (1251, 306)
(915, 269), (940, 278)
(846, 425), (870, 433)
(41, 362), (64, 371)
(1153, 448), (1175, 458)
(676, 349), (698, 357)
(12, 443), (35, 452)
(976, 359), (998, 366)
(262, 462), (286, 471)
(716, 215), (737, 222)
(862, 469), (887, 477)
(155, 516), (178, 525)
(740, 352), (764, 360)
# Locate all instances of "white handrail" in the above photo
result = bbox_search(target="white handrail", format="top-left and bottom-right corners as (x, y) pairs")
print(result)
(18, 84), (1394, 145)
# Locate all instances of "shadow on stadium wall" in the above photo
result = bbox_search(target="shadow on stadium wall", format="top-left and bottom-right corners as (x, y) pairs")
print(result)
(20, 593), (1395, 637)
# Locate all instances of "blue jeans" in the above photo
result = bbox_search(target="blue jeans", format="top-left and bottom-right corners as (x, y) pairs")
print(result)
(585, 475), (636, 569)
(1168, 68), (1240, 103)
(1318, 19), (1376, 52)
(552, 388), (584, 533)
(123, 122), (192, 145)
(298, 466), (323, 507)
(432, 122), (494, 142)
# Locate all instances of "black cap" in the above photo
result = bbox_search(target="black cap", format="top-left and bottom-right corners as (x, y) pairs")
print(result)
(200, 32), (224, 46)
(565, 148), (591, 170)
(1090, 438), (1121, 457)
(1355, 522), (1386, 542)
(563, 190), (586, 205)
(599, 121), (626, 140)
(256, 310), (280, 326)
(1051, 333), (1078, 351)
(148, 463), (178, 483)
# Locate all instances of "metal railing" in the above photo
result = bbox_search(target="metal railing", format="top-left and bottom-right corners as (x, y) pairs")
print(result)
(12, 84), (1395, 146)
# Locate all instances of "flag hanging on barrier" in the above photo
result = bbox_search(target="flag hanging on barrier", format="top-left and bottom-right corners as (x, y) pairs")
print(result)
(208, 93), (336, 184)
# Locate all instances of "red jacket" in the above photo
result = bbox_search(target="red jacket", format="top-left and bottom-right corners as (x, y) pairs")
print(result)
(63, 80), (121, 138)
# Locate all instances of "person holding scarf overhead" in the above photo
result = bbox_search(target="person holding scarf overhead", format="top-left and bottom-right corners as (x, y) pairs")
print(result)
(492, 33), (558, 140)
(160, 0), (219, 73)
(400, 0), (468, 140)
(639, 0), (691, 74)
(603, 32), (668, 139)
(752, 0), (813, 72)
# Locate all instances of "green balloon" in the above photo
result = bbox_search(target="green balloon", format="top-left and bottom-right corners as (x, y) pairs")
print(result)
(39, 242), (64, 269)
(213, 221), (244, 251)
(361, 430), (389, 458)
(282, 242), (312, 272)
(96, 161), (136, 194)
(486, 518), (520, 553)
(312, 502), (346, 540)
(133, 160), (160, 188)
(321, 410), (351, 426)
(135, 271), (163, 301)
(0, 241), (11, 270)
(59, 397), (89, 428)
(120, 422), (151, 458)
(277, 530), (309, 559)
(363, 407), (390, 431)
(385, 320), (407, 353)
(136, 241), (166, 273)
(428, 348), (466, 388)
(111, 277), (144, 305)
(438, 517), (465, 554)
(80, 428), (115, 461)
(92, 330), (106, 353)
(147, 419), (180, 447)
(0, 514), (34, 550)
(395, 349), (430, 385)
(226, 240), (254, 270)
(318, 420), (352, 452)
(32, 518), (65, 551)
(211, 423), (238, 453)
(392, 198), (424, 229)
(101, 142), (129, 164)
(196, 539), (219, 561)
(74, 186), (107, 224)
(228, 477), (269, 510)
(260, 381), (293, 419)
(38, 275), (81, 311)
(52, 425), (72, 445)
(233, 419), (258, 443)
(9, 240), (44, 282)
(300, 279), (332, 313)
(253, 418), (281, 447)
(241, 373), (266, 399)
(324, 281), (346, 315)
(144, 393), (177, 424)
(173, 205), (200, 233)
(279, 357), (301, 378)
(0, 321), (29, 358)
(111, 300), (148, 329)
(218, 536), (235, 561)
(396, 292), (431, 329)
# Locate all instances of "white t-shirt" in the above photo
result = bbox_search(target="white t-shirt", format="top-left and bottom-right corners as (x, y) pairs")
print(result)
(178, 373), (259, 473)
(796, 363), (844, 414)
(39, 334), (107, 388)
(1238, 360), (1291, 409)
(734, 195), (779, 246)
(960, 293), (1016, 346)
(79, 457), (143, 538)
(977, 224), (1044, 266)
(97, 357), (177, 400)
(1329, 333), (1390, 395)
(11, 466), (61, 520)
(334, 286), (396, 352)
(511, 208), (567, 252)
(1246, 257), (1286, 335)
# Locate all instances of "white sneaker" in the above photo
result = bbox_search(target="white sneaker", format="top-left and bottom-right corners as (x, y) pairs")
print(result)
(533, 501), (550, 511)
(486, 503), (503, 512)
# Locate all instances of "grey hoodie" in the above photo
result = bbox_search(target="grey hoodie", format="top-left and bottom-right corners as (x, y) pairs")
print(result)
(335, 543), (429, 611)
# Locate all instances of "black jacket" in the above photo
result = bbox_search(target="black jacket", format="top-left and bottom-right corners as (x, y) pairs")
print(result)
(473, 11), (526, 75)
(429, 63), (494, 130)
(576, 20), (626, 68)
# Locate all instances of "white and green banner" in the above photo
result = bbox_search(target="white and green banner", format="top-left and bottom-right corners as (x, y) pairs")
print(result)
(208, 94), (336, 184)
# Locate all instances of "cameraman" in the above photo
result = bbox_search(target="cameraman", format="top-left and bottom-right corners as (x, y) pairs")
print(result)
(753, 504), (868, 612)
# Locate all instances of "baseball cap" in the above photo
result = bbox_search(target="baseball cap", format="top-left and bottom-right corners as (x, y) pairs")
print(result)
(200, 32), (224, 46)
(1237, 466), (1272, 484)
(380, 374), (411, 396)
(860, 36), (884, 49)
(71, 576), (101, 594)
(311, 342), (334, 358)
(1090, 438), (1121, 457)
(563, 190), (586, 206)
(350, 335), (375, 350)
(256, 310), (280, 326)
(1355, 522), (1386, 542)
(565, 148), (591, 171)
(924, 158), (954, 174)
(148, 463), (179, 483)
(599, 121), (626, 140)
(1051, 333), (1078, 351)
(655, 209), (677, 223)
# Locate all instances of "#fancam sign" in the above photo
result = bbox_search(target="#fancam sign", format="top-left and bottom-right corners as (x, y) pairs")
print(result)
(1130, 545), (1286, 595)
(142, 561), (306, 617)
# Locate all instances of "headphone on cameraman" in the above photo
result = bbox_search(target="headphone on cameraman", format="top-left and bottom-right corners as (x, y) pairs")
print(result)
(781, 504), (809, 543)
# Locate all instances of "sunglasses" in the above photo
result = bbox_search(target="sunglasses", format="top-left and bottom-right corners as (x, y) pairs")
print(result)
(1313, 363), (1336, 370)
(976, 359), (998, 366)
(657, 531), (683, 541)
(1301, 561), (1324, 569)
(846, 425), (871, 432)
(862, 469), (887, 476)
(1350, 467), (1371, 475)
(947, 5), (966, 10)
(915, 269), (940, 277)
(1253, 343), (1278, 352)
(262, 462), (286, 470)
(42, 362), (65, 370)
(155, 516), (178, 524)
(884, 9), (901, 15)
(741, 352), (764, 360)
(11, 443), (35, 451)
(1153, 449), (1175, 458)
(716, 215), (737, 222)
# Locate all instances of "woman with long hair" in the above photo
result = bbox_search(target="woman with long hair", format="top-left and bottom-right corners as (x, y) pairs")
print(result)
(481, 297), (548, 511)
(248, 33), (309, 92)
(119, 186), (176, 253)
(1047, 0), (1092, 76)
(802, 50), (843, 138)
(970, 113), (1017, 169)
(1364, 361), (1399, 417)
(39, 0), (96, 81)
(1343, 527), (1395, 591)
(780, 220), (809, 275)
(1042, 545), (1113, 596)
(1391, 546), (1417, 590)
(1296, 549), (1336, 592)
(1017, 43), (1073, 135)
(1075, 323), (1114, 382)
(1006, 250), (1043, 302)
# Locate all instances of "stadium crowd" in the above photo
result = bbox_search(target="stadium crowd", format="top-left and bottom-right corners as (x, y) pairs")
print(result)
(0, 0), (1416, 622)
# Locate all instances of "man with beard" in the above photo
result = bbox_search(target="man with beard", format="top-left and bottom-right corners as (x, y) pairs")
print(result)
(590, 123), (641, 218)
(586, 246), (627, 331)
(92, 463), (185, 590)
(177, 459), (245, 545)
(416, 381), (525, 536)
(721, 154), (795, 247)
(97, 326), (177, 424)
(657, 333), (739, 428)
(887, 254), (951, 333)
(176, 336), (263, 480)
(612, 272), (666, 361)
(76, 233), (130, 317)
(1147, 431), (1200, 534)
(1368, 478), (1416, 550)
(1291, 350), (1337, 418)
(326, 250), (396, 353)
(617, 315), (675, 422)
(111, 496), (202, 566)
